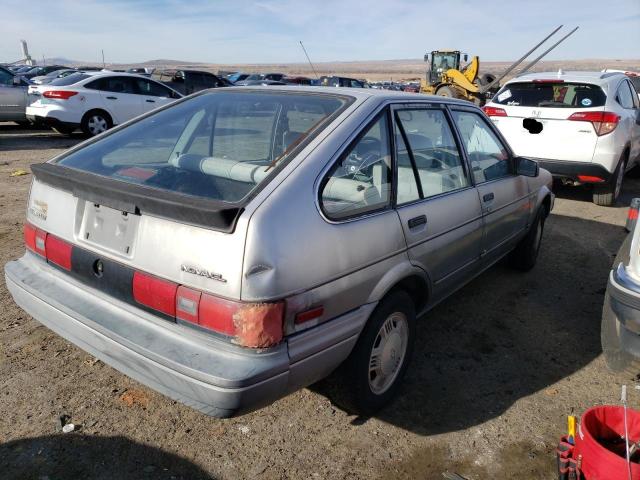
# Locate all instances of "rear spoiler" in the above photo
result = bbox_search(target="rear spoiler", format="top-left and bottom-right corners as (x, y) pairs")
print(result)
(31, 163), (243, 233)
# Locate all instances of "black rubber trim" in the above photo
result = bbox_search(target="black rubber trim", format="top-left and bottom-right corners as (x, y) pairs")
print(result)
(31, 163), (244, 232)
(533, 159), (612, 182)
(47, 243), (174, 322)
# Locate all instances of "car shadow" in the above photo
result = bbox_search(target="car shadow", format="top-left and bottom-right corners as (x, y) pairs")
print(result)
(312, 211), (627, 435)
(0, 123), (85, 152)
(0, 434), (215, 480)
(553, 175), (640, 207)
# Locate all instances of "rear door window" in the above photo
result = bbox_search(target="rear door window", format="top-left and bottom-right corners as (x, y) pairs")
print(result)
(57, 91), (350, 203)
(395, 108), (468, 203)
(492, 82), (606, 108)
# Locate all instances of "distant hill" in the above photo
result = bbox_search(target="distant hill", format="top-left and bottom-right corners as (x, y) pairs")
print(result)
(37, 57), (640, 82)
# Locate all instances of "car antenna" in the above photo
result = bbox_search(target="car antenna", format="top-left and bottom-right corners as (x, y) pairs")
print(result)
(299, 41), (319, 79)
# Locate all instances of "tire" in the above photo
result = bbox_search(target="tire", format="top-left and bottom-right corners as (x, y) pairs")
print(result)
(436, 85), (457, 98)
(477, 73), (497, 86)
(330, 291), (416, 416)
(52, 125), (76, 136)
(509, 206), (546, 271)
(593, 154), (626, 206)
(81, 110), (113, 137)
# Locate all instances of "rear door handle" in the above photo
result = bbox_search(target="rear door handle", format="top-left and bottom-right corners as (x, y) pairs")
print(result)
(145, 99), (155, 103)
(106, 96), (117, 100)
(408, 215), (427, 229)
(483, 192), (495, 202)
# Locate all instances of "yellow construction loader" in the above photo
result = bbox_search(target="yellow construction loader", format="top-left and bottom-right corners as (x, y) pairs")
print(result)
(420, 25), (578, 105)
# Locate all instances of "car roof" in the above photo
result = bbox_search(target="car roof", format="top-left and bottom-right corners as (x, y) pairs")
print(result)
(227, 85), (476, 106)
(507, 70), (627, 86)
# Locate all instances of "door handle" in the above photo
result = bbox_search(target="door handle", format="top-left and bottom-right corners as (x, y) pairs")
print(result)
(483, 192), (495, 202)
(106, 96), (117, 100)
(146, 99), (155, 103)
(408, 215), (427, 229)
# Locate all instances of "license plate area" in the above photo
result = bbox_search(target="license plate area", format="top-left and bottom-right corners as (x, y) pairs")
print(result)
(77, 201), (140, 257)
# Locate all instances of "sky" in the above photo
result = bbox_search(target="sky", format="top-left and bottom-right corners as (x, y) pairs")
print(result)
(1, 0), (639, 64)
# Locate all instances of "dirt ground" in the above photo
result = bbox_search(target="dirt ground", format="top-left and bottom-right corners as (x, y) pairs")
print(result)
(0, 122), (637, 479)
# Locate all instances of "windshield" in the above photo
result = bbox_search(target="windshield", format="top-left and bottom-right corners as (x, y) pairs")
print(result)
(433, 53), (457, 72)
(57, 91), (351, 203)
(492, 82), (606, 108)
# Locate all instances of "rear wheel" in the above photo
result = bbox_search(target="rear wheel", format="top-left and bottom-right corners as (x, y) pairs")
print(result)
(593, 154), (626, 206)
(509, 206), (546, 271)
(330, 291), (416, 415)
(81, 110), (112, 136)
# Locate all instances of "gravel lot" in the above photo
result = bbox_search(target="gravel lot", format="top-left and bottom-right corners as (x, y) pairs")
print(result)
(0, 122), (636, 479)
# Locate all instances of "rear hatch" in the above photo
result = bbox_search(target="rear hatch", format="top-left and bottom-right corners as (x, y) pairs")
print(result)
(485, 80), (606, 162)
(25, 88), (351, 346)
(28, 73), (92, 109)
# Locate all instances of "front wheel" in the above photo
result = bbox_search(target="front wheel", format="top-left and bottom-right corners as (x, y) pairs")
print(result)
(330, 291), (416, 416)
(436, 85), (457, 98)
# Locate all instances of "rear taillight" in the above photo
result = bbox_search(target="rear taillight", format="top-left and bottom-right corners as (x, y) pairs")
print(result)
(176, 285), (284, 348)
(43, 90), (78, 100)
(568, 111), (620, 136)
(626, 198), (640, 232)
(482, 106), (507, 117)
(133, 271), (178, 317)
(24, 223), (38, 253)
(24, 222), (72, 268)
(45, 234), (72, 270)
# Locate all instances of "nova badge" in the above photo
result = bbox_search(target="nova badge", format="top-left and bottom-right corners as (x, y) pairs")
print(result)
(181, 264), (227, 283)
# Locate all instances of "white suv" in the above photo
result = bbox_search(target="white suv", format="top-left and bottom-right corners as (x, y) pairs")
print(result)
(483, 71), (640, 205)
(26, 72), (182, 137)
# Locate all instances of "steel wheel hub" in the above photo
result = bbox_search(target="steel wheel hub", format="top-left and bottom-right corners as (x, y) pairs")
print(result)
(88, 116), (108, 135)
(368, 312), (408, 395)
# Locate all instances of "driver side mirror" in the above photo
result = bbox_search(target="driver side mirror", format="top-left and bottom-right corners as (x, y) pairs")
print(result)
(515, 157), (539, 177)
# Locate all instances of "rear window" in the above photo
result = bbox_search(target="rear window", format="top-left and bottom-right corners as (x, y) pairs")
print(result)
(57, 91), (351, 203)
(492, 82), (606, 108)
(50, 73), (90, 86)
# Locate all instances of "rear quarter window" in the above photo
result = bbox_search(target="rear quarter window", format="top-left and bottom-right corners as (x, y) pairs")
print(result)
(49, 73), (90, 86)
(492, 82), (606, 108)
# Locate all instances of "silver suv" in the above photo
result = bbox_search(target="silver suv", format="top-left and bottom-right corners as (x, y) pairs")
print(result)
(5, 88), (554, 417)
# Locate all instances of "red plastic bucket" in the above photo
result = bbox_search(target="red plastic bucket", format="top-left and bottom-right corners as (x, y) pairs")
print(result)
(574, 405), (640, 480)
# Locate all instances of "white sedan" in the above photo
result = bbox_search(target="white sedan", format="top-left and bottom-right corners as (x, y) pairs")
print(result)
(26, 72), (182, 136)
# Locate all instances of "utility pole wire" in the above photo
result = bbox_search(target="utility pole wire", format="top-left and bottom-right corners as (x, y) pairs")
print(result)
(300, 41), (319, 79)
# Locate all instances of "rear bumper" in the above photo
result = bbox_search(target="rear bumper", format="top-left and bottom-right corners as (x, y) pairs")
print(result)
(608, 264), (640, 358)
(5, 253), (372, 417)
(533, 159), (613, 183)
(26, 114), (80, 130)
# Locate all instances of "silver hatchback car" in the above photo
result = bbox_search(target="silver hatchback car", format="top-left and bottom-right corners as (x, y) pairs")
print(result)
(5, 87), (554, 417)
